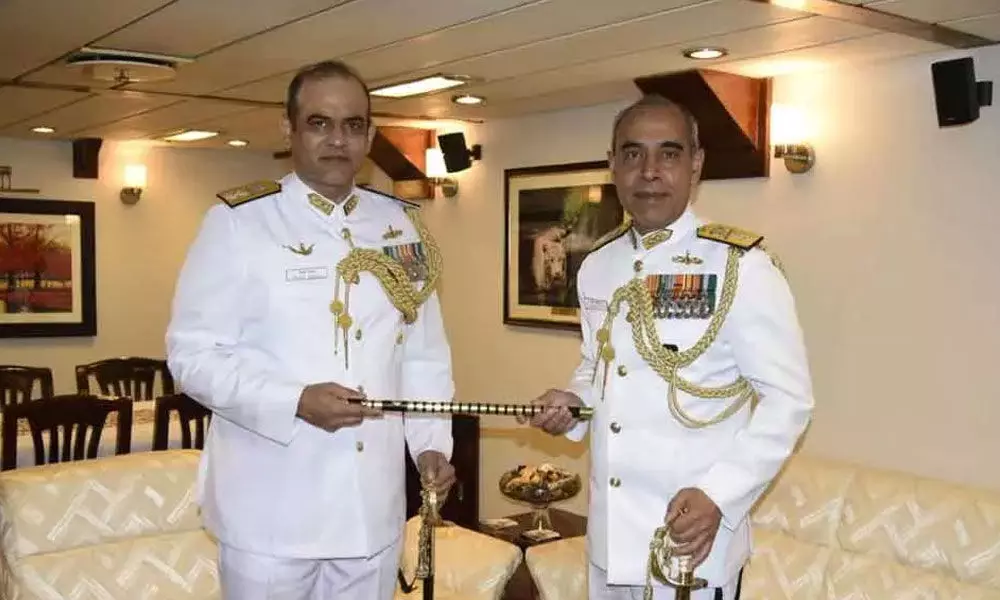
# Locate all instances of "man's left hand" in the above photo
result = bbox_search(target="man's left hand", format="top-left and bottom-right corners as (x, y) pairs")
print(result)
(665, 488), (722, 567)
(417, 450), (457, 497)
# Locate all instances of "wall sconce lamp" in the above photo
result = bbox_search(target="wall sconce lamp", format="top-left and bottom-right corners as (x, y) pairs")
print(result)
(425, 148), (458, 198)
(770, 104), (815, 174)
(773, 143), (815, 174)
(120, 163), (147, 204)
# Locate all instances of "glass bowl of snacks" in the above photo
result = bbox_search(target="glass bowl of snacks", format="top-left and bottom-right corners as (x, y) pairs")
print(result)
(499, 463), (582, 539)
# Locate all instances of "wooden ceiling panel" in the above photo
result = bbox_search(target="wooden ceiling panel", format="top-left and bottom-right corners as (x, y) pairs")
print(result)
(0, 0), (174, 80)
(944, 13), (1000, 39)
(0, 92), (176, 137)
(219, 73), (291, 104)
(380, 14), (879, 114)
(715, 31), (947, 77)
(865, 0), (1000, 23)
(366, 1), (805, 97)
(127, 0), (535, 96)
(0, 86), (90, 131)
(349, 0), (704, 84)
(96, 0), (355, 58)
(72, 99), (261, 138)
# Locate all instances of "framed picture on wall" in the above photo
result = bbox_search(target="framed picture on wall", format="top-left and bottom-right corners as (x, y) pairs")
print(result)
(0, 198), (96, 338)
(503, 160), (626, 330)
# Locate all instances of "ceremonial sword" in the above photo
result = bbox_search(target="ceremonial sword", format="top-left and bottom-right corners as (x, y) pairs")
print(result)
(346, 398), (594, 420)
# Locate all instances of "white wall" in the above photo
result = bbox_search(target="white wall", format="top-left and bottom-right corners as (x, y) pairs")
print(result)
(0, 139), (288, 393)
(418, 44), (1000, 518)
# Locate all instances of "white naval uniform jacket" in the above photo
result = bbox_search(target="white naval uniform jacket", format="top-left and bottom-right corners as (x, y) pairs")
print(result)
(565, 208), (813, 586)
(165, 172), (454, 559)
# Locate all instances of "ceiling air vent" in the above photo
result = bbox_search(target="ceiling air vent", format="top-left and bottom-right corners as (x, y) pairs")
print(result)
(64, 47), (192, 85)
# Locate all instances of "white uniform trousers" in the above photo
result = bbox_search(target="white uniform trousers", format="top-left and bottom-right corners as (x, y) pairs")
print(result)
(588, 563), (742, 600)
(220, 538), (402, 600)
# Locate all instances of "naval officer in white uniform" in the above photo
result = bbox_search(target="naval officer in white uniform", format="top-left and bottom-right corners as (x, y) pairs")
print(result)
(166, 60), (456, 600)
(527, 94), (814, 599)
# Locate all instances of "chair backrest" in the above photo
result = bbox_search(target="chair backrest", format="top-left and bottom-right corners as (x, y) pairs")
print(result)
(0, 365), (53, 410)
(152, 393), (212, 451)
(75, 357), (174, 400)
(0, 393), (133, 470)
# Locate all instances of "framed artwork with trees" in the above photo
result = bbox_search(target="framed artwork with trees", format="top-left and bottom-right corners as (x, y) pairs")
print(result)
(0, 198), (96, 338)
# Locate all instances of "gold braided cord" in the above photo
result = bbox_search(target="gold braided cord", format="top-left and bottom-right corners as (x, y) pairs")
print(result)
(335, 207), (443, 325)
(594, 246), (757, 428)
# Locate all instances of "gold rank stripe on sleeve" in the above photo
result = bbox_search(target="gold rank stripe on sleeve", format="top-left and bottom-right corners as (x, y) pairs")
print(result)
(696, 223), (763, 249)
(217, 180), (281, 207)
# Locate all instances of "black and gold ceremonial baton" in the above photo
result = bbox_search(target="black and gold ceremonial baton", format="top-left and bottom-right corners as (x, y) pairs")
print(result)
(346, 398), (594, 420)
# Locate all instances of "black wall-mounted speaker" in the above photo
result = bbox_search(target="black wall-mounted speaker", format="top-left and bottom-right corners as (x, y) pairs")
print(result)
(931, 57), (992, 127)
(72, 138), (103, 179)
(437, 132), (482, 173)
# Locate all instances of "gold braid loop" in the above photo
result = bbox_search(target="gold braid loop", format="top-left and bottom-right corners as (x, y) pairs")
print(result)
(335, 207), (442, 325)
(596, 246), (757, 427)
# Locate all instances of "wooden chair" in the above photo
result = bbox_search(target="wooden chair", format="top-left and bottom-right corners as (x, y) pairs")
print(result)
(1, 393), (133, 471)
(152, 393), (212, 451)
(75, 357), (174, 401)
(0, 365), (54, 410)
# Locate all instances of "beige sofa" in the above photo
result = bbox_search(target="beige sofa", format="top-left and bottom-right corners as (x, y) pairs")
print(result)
(525, 453), (1000, 599)
(1, 450), (521, 599)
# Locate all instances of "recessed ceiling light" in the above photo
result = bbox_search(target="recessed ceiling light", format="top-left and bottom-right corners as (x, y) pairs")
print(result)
(452, 94), (484, 106)
(31, 126), (55, 134)
(683, 47), (728, 60)
(227, 139), (248, 147)
(162, 130), (219, 142)
(371, 75), (467, 98)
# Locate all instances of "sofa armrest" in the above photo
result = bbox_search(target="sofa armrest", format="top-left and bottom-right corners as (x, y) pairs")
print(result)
(397, 517), (522, 600)
(525, 536), (588, 600)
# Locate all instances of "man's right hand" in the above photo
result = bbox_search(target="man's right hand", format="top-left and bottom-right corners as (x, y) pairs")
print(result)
(522, 388), (584, 435)
(296, 383), (382, 432)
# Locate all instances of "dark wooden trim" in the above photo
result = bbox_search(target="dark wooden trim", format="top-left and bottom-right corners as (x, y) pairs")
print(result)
(634, 70), (770, 180)
(369, 128), (425, 181)
(746, 0), (996, 48)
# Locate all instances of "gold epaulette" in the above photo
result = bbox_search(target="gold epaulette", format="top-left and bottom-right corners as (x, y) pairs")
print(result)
(696, 223), (763, 250)
(589, 220), (631, 253)
(217, 180), (281, 208)
(358, 184), (420, 210)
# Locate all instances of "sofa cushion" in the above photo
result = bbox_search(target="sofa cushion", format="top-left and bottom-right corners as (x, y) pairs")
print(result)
(13, 530), (220, 599)
(752, 455), (857, 548)
(397, 517), (522, 600)
(823, 548), (1000, 600)
(837, 466), (1000, 590)
(4, 450), (204, 557)
(524, 536), (587, 600)
(741, 527), (831, 600)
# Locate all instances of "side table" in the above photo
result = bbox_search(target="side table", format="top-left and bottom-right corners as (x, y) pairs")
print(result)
(479, 508), (587, 600)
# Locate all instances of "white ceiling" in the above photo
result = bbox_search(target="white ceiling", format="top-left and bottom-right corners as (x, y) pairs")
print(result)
(0, 0), (997, 151)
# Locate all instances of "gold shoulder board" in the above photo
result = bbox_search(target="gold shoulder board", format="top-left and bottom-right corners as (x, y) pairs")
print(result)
(696, 223), (763, 250)
(358, 184), (420, 209)
(590, 220), (631, 253)
(217, 180), (281, 208)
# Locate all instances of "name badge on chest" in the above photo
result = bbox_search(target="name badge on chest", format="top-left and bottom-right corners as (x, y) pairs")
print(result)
(286, 266), (329, 282)
(383, 242), (428, 282)
(645, 273), (717, 319)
